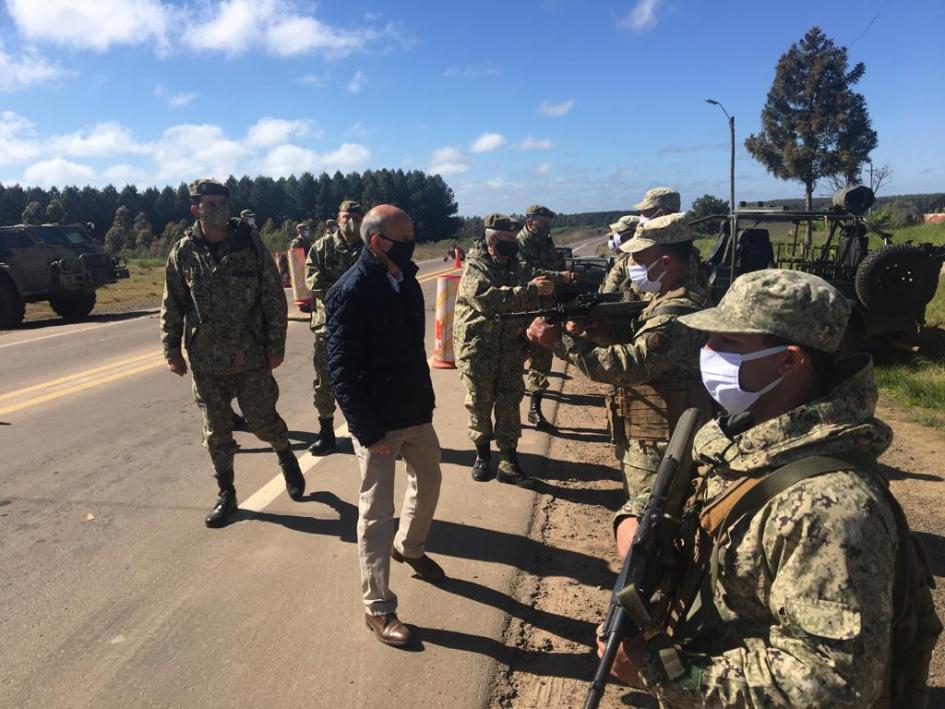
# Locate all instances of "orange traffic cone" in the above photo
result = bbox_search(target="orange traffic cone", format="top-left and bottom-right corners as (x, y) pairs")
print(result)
(453, 248), (462, 269)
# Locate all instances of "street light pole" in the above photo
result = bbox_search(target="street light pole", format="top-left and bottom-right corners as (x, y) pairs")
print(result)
(705, 99), (735, 212)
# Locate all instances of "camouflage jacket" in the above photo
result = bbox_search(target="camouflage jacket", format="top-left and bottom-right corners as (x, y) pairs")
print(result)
(650, 355), (897, 708)
(161, 219), (287, 375)
(600, 252), (635, 297)
(305, 231), (362, 331)
(552, 281), (708, 386)
(453, 247), (540, 371)
(516, 226), (566, 283)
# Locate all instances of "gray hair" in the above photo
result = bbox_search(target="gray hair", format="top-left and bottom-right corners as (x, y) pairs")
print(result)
(360, 211), (384, 242)
(484, 228), (499, 242)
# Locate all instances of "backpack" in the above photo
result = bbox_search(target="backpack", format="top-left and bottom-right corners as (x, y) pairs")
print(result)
(699, 455), (942, 709)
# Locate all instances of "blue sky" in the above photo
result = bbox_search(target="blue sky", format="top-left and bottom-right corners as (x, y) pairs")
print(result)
(0, 0), (942, 215)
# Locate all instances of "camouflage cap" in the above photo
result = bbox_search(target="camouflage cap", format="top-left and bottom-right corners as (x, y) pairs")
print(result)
(296, 223), (309, 232)
(609, 214), (641, 236)
(620, 212), (691, 254)
(338, 199), (364, 215)
(525, 204), (556, 218)
(633, 187), (680, 212)
(508, 216), (524, 232)
(188, 178), (230, 199)
(325, 219), (337, 227)
(239, 209), (254, 218)
(678, 269), (851, 353)
(484, 213), (517, 232)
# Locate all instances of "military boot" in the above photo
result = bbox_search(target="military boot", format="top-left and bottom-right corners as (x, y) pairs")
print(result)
(231, 410), (247, 431)
(471, 443), (493, 482)
(497, 450), (533, 488)
(276, 448), (306, 501)
(527, 393), (552, 432)
(307, 417), (336, 455)
(206, 472), (238, 528)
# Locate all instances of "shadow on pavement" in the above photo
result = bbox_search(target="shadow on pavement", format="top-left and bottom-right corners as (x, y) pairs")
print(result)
(250, 491), (358, 542)
(237, 431), (355, 455)
(543, 391), (604, 408)
(913, 530), (945, 577)
(879, 461), (943, 483)
(15, 309), (157, 331)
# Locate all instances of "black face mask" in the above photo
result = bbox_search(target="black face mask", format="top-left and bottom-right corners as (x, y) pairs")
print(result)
(377, 233), (415, 270)
(495, 240), (519, 258)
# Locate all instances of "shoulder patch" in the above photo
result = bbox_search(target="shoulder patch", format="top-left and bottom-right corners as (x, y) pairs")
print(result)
(645, 330), (669, 354)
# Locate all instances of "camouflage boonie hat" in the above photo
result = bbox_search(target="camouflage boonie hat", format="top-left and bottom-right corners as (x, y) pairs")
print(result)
(525, 204), (556, 218)
(678, 269), (852, 353)
(338, 200), (364, 215)
(620, 212), (692, 254)
(633, 187), (680, 212)
(484, 213), (517, 232)
(609, 214), (641, 236)
(239, 209), (254, 218)
(188, 178), (230, 199)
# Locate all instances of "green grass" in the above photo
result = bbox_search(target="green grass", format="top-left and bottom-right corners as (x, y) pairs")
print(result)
(875, 358), (945, 430)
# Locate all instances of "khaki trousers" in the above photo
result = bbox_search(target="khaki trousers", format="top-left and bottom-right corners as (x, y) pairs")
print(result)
(352, 422), (442, 615)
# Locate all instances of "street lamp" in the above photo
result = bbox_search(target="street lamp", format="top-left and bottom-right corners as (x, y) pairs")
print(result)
(705, 98), (735, 212)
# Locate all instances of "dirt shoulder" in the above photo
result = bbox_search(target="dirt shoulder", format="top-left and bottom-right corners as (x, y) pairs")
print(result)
(491, 365), (945, 708)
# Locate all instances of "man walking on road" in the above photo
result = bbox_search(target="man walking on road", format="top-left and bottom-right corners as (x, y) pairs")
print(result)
(326, 204), (445, 648)
(160, 178), (305, 528)
(304, 200), (364, 455)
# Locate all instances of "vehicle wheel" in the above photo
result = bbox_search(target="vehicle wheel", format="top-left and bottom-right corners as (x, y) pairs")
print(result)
(854, 245), (940, 312)
(50, 292), (96, 321)
(0, 278), (26, 329)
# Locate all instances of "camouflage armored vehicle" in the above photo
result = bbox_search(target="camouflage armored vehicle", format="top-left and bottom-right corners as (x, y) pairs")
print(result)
(0, 223), (130, 328)
(695, 185), (945, 346)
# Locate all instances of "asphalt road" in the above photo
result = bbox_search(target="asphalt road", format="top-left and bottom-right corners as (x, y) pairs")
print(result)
(0, 242), (604, 709)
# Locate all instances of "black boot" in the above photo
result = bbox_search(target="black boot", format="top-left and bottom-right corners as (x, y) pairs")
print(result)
(307, 417), (336, 455)
(206, 472), (238, 528)
(276, 448), (306, 500)
(231, 410), (247, 431)
(497, 450), (533, 488)
(527, 393), (552, 431)
(471, 443), (493, 482)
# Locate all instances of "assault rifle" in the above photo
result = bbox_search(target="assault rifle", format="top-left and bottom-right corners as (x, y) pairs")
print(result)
(494, 291), (646, 324)
(585, 407), (708, 709)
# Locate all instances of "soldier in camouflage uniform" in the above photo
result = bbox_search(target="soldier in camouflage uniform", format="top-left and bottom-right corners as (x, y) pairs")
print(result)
(602, 269), (933, 707)
(161, 179), (305, 528)
(305, 200), (364, 455)
(516, 204), (576, 430)
(527, 214), (710, 531)
(599, 214), (642, 298)
(454, 214), (555, 486)
(290, 222), (314, 253)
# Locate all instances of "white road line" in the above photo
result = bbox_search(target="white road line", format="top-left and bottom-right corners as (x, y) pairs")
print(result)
(0, 312), (157, 350)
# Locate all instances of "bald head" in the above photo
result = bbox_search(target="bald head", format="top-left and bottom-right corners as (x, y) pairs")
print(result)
(361, 204), (414, 244)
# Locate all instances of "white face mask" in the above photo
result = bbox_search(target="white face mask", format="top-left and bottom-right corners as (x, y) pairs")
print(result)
(628, 258), (665, 293)
(699, 345), (787, 414)
(245, 217), (255, 227)
(637, 215), (651, 225)
(608, 233), (622, 252)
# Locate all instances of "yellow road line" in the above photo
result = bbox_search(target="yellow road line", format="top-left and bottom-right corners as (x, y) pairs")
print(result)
(0, 350), (161, 402)
(0, 357), (166, 417)
(418, 266), (460, 284)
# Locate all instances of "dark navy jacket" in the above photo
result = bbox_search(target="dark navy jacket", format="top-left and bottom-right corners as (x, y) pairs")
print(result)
(326, 248), (435, 447)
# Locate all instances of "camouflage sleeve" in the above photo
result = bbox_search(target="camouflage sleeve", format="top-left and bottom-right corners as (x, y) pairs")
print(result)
(304, 241), (329, 298)
(257, 241), (288, 358)
(551, 316), (682, 386)
(459, 263), (540, 316)
(599, 257), (625, 294)
(160, 246), (188, 360)
(517, 237), (557, 280)
(649, 473), (897, 708)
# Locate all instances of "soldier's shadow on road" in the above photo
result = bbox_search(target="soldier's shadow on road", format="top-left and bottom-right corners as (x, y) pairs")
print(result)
(236, 431), (356, 455)
(249, 491), (358, 542)
(543, 390), (603, 408)
(14, 309), (157, 330)
(913, 531), (945, 577)
(439, 448), (618, 485)
(878, 462), (944, 483)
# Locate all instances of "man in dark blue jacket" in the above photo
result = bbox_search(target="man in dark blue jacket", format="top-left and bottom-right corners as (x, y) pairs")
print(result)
(326, 204), (444, 648)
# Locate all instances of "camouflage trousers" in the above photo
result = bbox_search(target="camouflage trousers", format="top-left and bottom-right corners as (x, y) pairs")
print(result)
(458, 362), (526, 451)
(525, 341), (553, 395)
(191, 368), (291, 481)
(613, 439), (666, 524)
(312, 329), (335, 418)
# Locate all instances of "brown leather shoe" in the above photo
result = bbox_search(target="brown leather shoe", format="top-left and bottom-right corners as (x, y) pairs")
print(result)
(364, 612), (411, 647)
(391, 548), (446, 583)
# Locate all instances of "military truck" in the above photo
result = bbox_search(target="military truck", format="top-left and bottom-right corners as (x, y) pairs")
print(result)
(695, 185), (945, 347)
(0, 223), (130, 328)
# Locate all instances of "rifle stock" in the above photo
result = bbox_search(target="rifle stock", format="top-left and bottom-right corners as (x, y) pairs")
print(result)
(584, 407), (707, 709)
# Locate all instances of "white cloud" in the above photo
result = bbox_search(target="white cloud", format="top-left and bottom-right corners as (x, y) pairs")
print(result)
(346, 71), (367, 94)
(0, 111), (40, 166)
(470, 132), (506, 153)
(0, 47), (66, 92)
(443, 63), (502, 79)
(169, 92), (197, 108)
(24, 158), (95, 186)
(534, 162), (552, 174)
(259, 142), (370, 176)
(48, 122), (150, 157)
(428, 146), (468, 176)
(538, 99), (575, 117)
(518, 136), (554, 151)
(296, 73), (326, 86)
(245, 117), (315, 148)
(617, 0), (662, 31)
(102, 164), (150, 184)
(7, 0), (171, 52)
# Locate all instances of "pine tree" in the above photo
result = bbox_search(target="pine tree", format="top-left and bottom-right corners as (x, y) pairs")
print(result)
(105, 205), (133, 254)
(21, 200), (43, 225)
(45, 198), (65, 224)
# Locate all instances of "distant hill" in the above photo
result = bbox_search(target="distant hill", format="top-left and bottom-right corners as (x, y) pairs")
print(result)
(759, 192), (945, 213)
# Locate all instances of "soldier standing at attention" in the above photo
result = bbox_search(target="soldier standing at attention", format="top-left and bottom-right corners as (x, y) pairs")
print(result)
(161, 178), (305, 528)
(453, 214), (555, 486)
(527, 214), (711, 550)
(305, 200), (364, 455)
(601, 269), (940, 707)
(516, 204), (576, 430)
